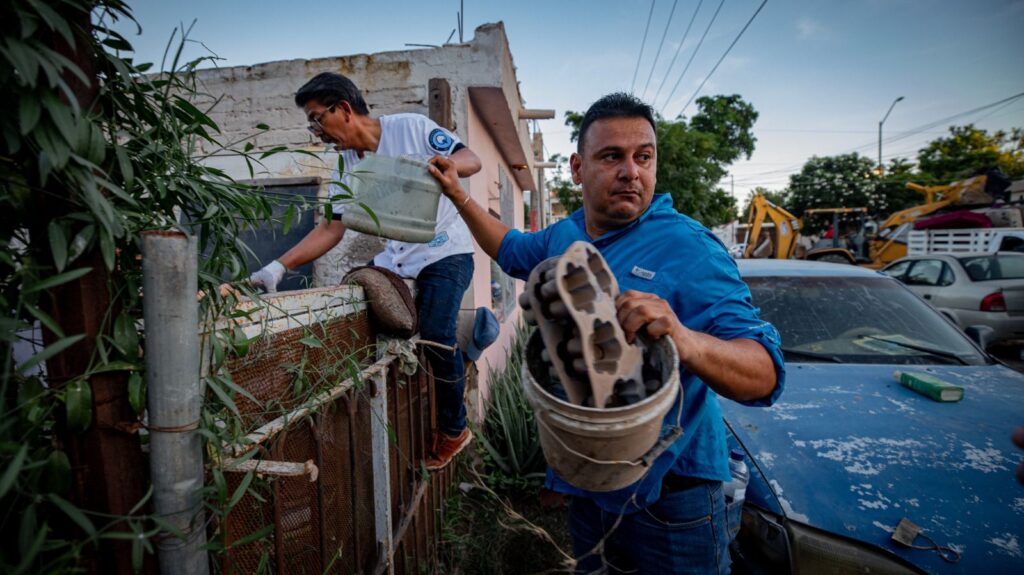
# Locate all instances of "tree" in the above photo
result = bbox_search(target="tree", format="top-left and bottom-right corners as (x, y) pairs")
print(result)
(563, 94), (758, 227)
(545, 153), (583, 215)
(916, 124), (1024, 183)
(785, 153), (883, 232)
(877, 157), (922, 214)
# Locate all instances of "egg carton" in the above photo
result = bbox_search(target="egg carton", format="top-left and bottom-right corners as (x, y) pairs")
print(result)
(518, 241), (649, 408)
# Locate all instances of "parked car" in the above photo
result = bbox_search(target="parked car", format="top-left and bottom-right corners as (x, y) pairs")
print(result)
(725, 259), (1024, 574)
(879, 252), (1024, 345)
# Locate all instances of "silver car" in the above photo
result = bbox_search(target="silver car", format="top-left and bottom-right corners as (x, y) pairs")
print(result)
(880, 252), (1024, 344)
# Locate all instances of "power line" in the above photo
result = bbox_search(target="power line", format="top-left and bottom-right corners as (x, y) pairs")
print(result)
(730, 90), (1024, 182)
(630, 0), (657, 94)
(973, 96), (1024, 123)
(659, 0), (726, 114)
(651, 0), (705, 108)
(883, 90), (1024, 147)
(641, 0), (679, 99)
(756, 128), (949, 135)
(676, 0), (768, 119)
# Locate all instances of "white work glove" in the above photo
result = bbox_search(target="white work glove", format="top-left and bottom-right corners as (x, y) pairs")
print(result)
(249, 260), (286, 294)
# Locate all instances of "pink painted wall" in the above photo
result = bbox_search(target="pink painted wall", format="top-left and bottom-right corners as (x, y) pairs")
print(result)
(463, 100), (526, 421)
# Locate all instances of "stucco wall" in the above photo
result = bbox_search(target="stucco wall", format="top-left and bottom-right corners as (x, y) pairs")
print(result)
(464, 95), (525, 416)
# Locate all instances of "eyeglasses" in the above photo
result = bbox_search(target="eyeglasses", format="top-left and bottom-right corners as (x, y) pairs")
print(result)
(307, 104), (337, 133)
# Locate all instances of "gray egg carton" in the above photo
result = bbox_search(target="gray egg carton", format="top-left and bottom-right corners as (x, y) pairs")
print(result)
(519, 241), (647, 409)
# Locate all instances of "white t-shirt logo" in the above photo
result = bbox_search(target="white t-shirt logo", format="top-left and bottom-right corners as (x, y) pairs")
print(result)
(428, 128), (454, 153)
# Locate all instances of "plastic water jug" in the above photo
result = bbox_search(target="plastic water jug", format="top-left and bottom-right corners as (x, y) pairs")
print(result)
(724, 449), (749, 538)
(341, 154), (443, 243)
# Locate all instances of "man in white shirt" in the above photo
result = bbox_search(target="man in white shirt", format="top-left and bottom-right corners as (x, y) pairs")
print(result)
(250, 73), (482, 469)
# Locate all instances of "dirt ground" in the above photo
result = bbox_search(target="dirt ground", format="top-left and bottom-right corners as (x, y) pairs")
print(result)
(441, 483), (574, 574)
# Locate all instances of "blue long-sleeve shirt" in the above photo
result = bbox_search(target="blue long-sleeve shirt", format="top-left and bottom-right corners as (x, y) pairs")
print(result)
(497, 194), (786, 513)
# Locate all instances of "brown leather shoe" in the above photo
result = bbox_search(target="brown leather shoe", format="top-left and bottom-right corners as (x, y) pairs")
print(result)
(424, 428), (473, 470)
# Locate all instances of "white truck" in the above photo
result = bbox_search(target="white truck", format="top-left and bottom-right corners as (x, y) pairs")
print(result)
(906, 228), (1024, 255)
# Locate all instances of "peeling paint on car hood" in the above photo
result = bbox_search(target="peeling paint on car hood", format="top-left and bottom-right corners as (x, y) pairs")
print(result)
(723, 361), (1024, 573)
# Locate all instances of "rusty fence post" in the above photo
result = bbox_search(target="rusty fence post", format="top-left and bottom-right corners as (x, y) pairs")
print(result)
(141, 231), (209, 575)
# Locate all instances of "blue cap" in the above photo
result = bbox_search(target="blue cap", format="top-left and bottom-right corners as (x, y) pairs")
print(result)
(460, 307), (500, 361)
(729, 449), (745, 461)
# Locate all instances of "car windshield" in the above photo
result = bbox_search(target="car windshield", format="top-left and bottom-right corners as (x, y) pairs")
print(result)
(958, 254), (1024, 281)
(746, 275), (987, 365)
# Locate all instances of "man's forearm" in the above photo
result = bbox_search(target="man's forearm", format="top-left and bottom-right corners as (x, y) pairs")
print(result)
(676, 332), (777, 402)
(428, 155), (508, 260)
(454, 193), (510, 260)
(278, 218), (346, 270)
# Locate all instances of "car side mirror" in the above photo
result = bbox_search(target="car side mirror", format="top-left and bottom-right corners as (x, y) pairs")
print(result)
(964, 325), (995, 350)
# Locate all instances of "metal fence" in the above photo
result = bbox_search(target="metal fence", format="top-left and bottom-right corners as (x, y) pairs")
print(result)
(214, 286), (458, 574)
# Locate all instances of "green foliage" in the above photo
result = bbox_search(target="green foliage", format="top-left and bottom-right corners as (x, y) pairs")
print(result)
(876, 157), (923, 215)
(475, 322), (544, 493)
(0, 1), (350, 572)
(916, 124), (1024, 182)
(545, 153), (583, 216)
(782, 125), (1023, 227)
(439, 483), (572, 574)
(785, 153), (884, 231)
(564, 94), (758, 227)
(563, 110), (583, 145)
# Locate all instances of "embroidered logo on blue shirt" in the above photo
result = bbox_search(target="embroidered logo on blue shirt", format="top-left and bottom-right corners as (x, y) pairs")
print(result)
(630, 265), (656, 280)
(427, 231), (449, 247)
(428, 129), (454, 153)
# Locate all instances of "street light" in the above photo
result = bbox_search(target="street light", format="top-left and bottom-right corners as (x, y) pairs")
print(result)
(878, 96), (905, 173)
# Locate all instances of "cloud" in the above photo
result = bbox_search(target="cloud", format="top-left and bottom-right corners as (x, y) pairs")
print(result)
(797, 17), (824, 39)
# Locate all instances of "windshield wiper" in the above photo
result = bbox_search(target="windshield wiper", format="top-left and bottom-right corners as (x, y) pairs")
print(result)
(861, 335), (969, 365)
(781, 347), (843, 363)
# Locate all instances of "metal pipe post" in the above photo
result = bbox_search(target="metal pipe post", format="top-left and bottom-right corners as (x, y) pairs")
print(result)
(142, 231), (208, 575)
(878, 96), (905, 172)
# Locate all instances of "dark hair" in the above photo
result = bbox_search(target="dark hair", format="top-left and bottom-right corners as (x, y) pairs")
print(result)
(294, 72), (369, 115)
(577, 92), (656, 152)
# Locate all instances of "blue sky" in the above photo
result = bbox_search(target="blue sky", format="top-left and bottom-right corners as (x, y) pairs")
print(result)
(112, 0), (1024, 201)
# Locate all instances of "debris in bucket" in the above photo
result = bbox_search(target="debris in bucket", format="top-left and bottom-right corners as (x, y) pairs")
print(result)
(519, 241), (665, 408)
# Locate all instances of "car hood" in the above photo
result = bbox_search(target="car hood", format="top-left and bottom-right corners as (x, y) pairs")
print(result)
(722, 362), (1024, 573)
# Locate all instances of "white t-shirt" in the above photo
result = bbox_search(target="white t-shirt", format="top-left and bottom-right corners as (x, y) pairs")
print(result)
(329, 114), (475, 278)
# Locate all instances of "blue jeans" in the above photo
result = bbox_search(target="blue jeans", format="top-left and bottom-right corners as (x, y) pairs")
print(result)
(416, 253), (474, 435)
(569, 480), (731, 574)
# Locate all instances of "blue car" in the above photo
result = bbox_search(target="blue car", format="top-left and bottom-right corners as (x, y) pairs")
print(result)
(726, 260), (1024, 574)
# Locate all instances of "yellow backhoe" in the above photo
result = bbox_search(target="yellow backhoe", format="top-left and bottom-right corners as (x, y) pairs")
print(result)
(743, 174), (993, 267)
(743, 195), (800, 259)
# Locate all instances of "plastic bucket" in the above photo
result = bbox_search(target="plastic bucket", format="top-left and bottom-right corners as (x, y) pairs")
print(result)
(341, 154), (443, 243)
(522, 331), (682, 492)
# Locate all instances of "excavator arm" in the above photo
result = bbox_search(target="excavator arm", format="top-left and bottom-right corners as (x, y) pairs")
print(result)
(880, 175), (989, 232)
(743, 195), (801, 259)
(870, 175), (991, 265)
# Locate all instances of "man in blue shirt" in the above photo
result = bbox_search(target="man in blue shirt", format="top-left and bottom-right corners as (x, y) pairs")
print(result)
(428, 93), (785, 574)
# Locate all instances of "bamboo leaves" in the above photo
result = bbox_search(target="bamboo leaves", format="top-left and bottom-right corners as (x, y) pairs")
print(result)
(64, 379), (92, 432)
